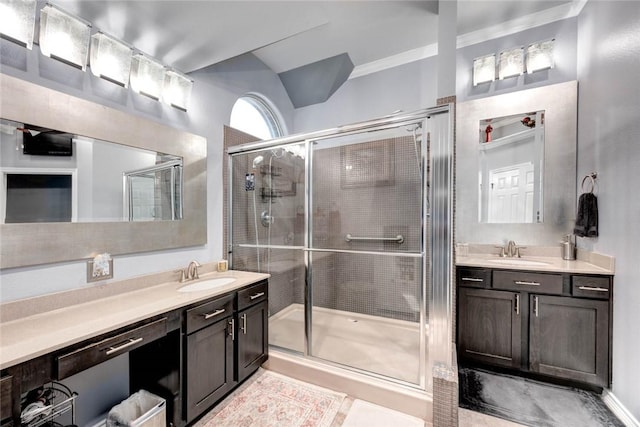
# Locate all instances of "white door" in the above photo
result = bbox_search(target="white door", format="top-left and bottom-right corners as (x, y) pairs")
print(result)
(488, 162), (534, 223)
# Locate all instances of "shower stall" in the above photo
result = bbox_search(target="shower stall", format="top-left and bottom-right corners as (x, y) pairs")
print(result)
(227, 107), (453, 391)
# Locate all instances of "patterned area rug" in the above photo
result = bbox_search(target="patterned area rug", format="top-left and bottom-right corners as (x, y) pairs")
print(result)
(459, 366), (624, 427)
(198, 369), (346, 427)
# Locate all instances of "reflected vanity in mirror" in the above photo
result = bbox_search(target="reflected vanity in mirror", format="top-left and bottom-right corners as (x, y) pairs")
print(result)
(1, 119), (183, 223)
(478, 111), (544, 223)
(457, 81), (577, 245)
(0, 74), (206, 269)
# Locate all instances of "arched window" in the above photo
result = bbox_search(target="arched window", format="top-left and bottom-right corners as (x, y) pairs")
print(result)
(230, 94), (284, 140)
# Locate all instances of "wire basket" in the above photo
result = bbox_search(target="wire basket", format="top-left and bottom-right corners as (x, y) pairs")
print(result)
(21, 381), (78, 427)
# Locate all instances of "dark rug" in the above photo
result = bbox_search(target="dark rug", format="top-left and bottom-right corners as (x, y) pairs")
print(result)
(459, 367), (624, 427)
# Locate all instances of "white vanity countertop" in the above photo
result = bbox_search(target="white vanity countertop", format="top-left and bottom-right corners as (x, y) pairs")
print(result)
(0, 270), (269, 370)
(456, 252), (614, 275)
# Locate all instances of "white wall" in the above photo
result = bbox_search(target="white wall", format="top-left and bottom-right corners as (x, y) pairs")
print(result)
(293, 56), (438, 133)
(576, 1), (640, 420)
(0, 41), (293, 301)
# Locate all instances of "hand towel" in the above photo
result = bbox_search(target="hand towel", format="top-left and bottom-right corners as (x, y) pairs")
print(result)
(573, 192), (598, 237)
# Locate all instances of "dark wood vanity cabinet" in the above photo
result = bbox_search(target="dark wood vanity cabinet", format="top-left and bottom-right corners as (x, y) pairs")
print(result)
(457, 267), (612, 388)
(237, 281), (269, 383)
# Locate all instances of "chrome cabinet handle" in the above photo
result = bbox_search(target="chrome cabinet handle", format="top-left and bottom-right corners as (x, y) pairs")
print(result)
(533, 296), (539, 317)
(229, 318), (235, 341)
(203, 308), (226, 320)
(462, 277), (483, 282)
(515, 294), (520, 315)
(250, 292), (265, 300)
(578, 286), (609, 292)
(241, 313), (247, 334)
(515, 280), (540, 286)
(105, 337), (143, 355)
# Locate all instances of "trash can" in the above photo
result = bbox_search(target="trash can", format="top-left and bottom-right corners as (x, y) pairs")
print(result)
(106, 390), (166, 427)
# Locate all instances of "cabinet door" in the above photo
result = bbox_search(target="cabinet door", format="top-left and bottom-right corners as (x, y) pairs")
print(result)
(237, 300), (269, 383)
(186, 317), (235, 422)
(530, 295), (609, 387)
(458, 288), (521, 368)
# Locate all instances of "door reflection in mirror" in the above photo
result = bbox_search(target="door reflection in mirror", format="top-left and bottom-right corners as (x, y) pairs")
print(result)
(478, 111), (544, 223)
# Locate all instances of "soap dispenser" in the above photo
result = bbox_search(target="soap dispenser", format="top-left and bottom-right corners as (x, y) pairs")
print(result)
(561, 234), (576, 260)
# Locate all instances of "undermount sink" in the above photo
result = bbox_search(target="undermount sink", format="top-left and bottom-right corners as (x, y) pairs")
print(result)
(178, 277), (236, 293)
(489, 258), (550, 266)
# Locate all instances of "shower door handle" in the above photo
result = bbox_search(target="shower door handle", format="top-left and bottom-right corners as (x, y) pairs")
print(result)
(345, 234), (404, 244)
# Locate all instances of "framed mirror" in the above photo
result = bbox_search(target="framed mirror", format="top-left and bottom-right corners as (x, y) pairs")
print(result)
(457, 81), (577, 245)
(478, 110), (544, 223)
(0, 74), (206, 268)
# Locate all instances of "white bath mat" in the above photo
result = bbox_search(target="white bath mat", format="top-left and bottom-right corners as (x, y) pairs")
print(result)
(341, 399), (424, 427)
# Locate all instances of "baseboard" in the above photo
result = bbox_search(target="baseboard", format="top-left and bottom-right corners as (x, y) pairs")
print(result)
(602, 389), (640, 427)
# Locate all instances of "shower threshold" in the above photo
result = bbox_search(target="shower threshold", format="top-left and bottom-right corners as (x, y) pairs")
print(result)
(269, 303), (425, 384)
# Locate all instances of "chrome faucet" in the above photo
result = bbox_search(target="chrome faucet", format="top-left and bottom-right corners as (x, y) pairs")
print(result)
(186, 260), (201, 280)
(176, 260), (201, 282)
(495, 241), (525, 257)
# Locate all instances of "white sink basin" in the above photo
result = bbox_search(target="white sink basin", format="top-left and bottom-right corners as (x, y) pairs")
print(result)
(489, 258), (550, 266)
(178, 277), (236, 293)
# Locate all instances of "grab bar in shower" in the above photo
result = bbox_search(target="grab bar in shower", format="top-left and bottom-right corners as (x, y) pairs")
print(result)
(345, 234), (404, 244)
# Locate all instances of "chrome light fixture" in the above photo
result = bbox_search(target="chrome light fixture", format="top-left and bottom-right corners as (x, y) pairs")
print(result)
(90, 32), (132, 87)
(0, 0), (37, 49)
(498, 47), (524, 80)
(39, 3), (91, 70)
(526, 39), (555, 73)
(163, 69), (193, 111)
(130, 53), (165, 100)
(473, 54), (496, 86)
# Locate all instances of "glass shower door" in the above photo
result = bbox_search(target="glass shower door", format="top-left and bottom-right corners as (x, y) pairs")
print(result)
(308, 122), (426, 385)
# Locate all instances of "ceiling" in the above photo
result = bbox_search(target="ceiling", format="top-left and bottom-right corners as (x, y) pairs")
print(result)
(55, 1), (578, 75)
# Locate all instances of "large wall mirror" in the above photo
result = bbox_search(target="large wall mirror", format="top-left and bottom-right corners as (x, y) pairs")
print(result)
(0, 74), (206, 268)
(457, 81), (577, 245)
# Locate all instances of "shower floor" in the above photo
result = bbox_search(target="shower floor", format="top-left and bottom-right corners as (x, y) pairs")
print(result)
(269, 303), (423, 384)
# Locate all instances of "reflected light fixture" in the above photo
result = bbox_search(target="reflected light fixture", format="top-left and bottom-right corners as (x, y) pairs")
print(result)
(130, 53), (165, 100)
(526, 39), (555, 73)
(499, 47), (524, 80)
(163, 69), (193, 111)
(90, 32), (132, 87)
(39, 3), (91, 70)
(473, 54), (496, 86)
(0, 0), (37, 49)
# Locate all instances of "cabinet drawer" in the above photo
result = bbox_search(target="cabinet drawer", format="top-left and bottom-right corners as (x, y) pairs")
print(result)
(457, 268), (491, 288)
(0, 376), (12, 420)
(572, 276), (611, 300)
(493, 270), (563, 295)
(238, 281), (268, 311)
(57, 317), (167, 380)
(186, 293), (234, 334)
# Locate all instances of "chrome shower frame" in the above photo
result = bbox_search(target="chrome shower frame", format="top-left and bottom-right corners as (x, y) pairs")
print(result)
(226, 105), (454, 392)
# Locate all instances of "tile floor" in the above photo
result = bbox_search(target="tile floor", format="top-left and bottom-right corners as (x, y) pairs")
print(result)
(196, 369), (521, 427)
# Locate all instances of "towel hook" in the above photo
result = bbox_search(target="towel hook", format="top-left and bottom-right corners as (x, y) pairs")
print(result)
(581, 172), (597, 194)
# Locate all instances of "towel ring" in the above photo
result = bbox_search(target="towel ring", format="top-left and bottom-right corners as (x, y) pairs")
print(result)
(581, 173), (597, 194)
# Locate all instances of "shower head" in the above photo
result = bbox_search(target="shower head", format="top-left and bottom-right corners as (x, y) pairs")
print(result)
(252, 155), (264, 168)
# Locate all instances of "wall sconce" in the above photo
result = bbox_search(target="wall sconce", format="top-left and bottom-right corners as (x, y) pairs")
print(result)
(0, 0), (37, 49)
(39, 3), (91, 70)
(130, 53), (165, 100)
(526, 39), (555, 73)
(90, 32), (132, 87)
(498, 47), (524, 80)
(473, 54), (496, 86)
(163, 69), (193, 111)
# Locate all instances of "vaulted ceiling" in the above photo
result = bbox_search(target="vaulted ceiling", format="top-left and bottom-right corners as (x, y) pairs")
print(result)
(56, 1), (578, 75)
